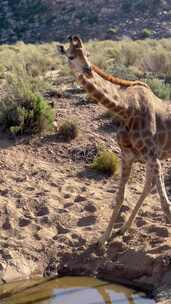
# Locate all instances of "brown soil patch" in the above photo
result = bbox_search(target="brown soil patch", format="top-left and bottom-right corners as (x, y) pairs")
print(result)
(0, 83), (170, 303)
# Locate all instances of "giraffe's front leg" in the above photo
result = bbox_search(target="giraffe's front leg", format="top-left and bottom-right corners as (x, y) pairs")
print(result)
(115, 162), (154, 236)
(98, 155), (133, 247)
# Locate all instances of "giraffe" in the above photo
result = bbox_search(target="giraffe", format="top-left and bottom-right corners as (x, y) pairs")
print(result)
(58, 35), (171, 246)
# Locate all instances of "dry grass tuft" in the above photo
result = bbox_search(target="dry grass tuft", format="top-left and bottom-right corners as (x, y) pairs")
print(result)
(58, 120), (79, 141)
(91, 149), (119, 175)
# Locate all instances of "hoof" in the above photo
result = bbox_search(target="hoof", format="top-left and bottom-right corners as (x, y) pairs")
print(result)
(97, 233), (110, 248)
(111, 226), (127, 237)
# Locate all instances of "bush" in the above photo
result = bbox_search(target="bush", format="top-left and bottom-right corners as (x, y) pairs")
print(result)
(2, 93), (54, 135)
(0, 65), (54, 135)
(58, 120), (78, 141)
(107, 27), (118, 34)
(141, 28), (153, 38)
(100, 110), (115, 120)
(109, 64), (137, 80)
(91, 149), (119, 175)
(139, 47), (171, 75)
(147, 78), (171, 100)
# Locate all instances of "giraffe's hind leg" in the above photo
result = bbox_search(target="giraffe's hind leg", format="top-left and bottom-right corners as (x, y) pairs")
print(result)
(155, 159), (171, 224)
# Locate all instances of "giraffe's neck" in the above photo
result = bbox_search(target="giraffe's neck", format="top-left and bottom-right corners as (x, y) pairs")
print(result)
(77, 73), (130, 125)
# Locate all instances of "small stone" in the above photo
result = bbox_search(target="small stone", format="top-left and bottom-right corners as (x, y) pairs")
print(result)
(40, 216), (51, 225)
(77, 215), (96, 227)
(57, 223), (69, 234)
(36, 206), (49, 217)
(74, 195), (86, 203)
(64, 203), (73, 208)
(63, 193), (71, 199)
(33, 233), (41, 241)
(2, 220), (11, 230)
(0, 189), (9, 197)
(81, 186), (87, 192)
(18, 217), (31, 227)
(84, 202), (97, 213)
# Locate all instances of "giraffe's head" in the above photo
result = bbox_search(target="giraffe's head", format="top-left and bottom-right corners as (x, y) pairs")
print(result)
(58, 35), (92, 77)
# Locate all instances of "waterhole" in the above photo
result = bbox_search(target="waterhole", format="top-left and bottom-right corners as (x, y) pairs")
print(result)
(0, 276), (156, 304)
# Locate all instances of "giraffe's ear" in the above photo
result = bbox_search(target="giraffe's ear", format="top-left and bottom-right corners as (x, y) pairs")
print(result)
(72, 35), (83, 48)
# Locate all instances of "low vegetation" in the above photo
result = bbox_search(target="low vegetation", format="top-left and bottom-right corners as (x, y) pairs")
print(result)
(0, 45), (55, 135)
(58, 120), (79, 141)
(1, 92), (54, 136)
(0, 38), (171, 136)
(88, 38), (171, 99)
(91, 149), (119, 175)
(146, 78), (171, 100)
(141, 28), (153, 39)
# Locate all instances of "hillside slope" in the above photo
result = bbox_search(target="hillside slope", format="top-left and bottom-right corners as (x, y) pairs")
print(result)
(0, 0), (171, 43)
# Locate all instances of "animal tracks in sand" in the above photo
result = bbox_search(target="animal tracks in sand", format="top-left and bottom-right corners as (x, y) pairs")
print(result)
(0, 143), (171, 287)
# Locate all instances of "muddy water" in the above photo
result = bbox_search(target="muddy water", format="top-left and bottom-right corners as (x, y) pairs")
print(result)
(0, 276), (156, 304)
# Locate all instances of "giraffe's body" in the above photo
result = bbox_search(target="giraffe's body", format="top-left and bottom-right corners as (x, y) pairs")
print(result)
(78, 71), (171, 161)
(59, 36), (171, 245)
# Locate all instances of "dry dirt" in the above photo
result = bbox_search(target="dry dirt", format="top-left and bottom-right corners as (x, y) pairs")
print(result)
(0, 80), (171, 302)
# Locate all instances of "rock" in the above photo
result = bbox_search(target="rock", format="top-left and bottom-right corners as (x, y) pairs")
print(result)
(84, 202), (97, 213)
(77, 215), (97, 227)
(74, 195), (86, 203)
(57, 223), (70, 234)
(18, 217), (31, 227)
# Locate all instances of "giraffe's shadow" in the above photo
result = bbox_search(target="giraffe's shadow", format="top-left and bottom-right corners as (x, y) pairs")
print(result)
(0, 129), (30, 150)
(40, 132), (73, 144)
(98, 121), (118, 134)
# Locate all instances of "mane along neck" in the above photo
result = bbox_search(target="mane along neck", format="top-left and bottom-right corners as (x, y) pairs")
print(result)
(92, 64), (148, 88)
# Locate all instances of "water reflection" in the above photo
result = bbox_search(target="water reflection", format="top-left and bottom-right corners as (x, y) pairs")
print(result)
(0, 276), (155, 304)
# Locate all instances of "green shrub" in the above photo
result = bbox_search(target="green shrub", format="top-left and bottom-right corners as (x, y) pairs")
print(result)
(0, 65), (54, 135)
(109, 64), (137, 80)
(107, 27), (118, 34)
(139, 48), (171, 75)
(2, 93), (54, 135)
(58, 120), (78, 141)
(100, 110), (115, 120)
(147, 78), (171, 100)
(91, 149), (119, 175)
(141, 28), (153, 38)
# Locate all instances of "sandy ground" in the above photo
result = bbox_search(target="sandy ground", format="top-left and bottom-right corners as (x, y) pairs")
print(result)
(0, 80), (171, 302)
